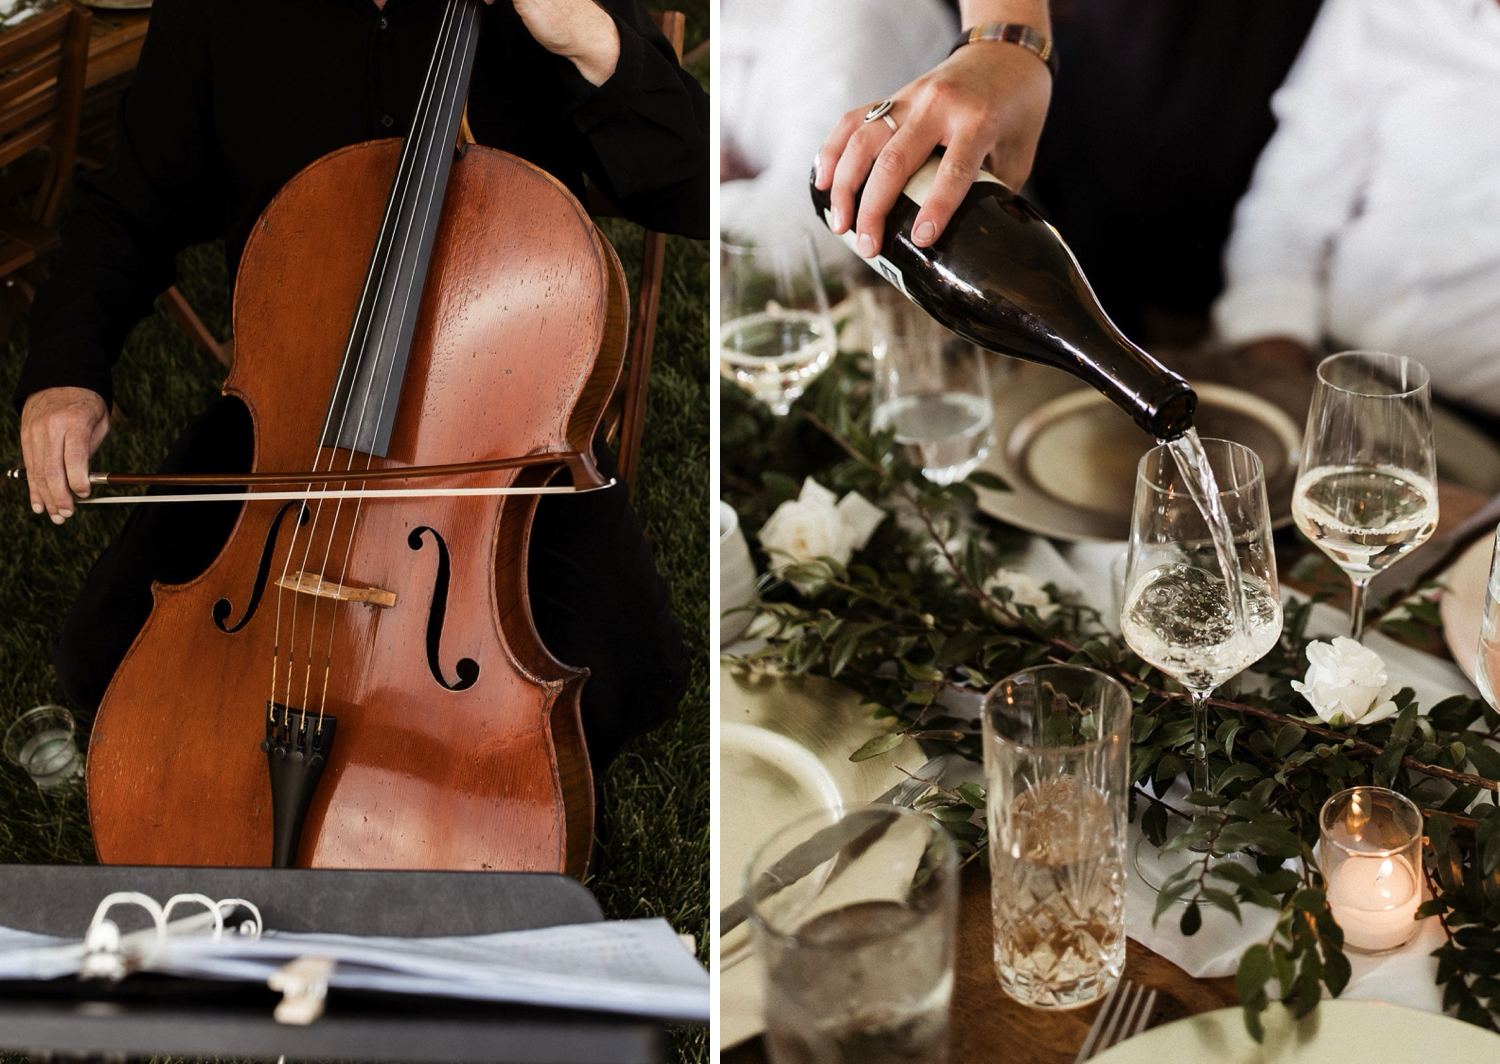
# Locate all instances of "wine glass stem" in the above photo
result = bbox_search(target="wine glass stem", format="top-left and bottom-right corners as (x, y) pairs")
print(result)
(1348, 575), (1373, 641)
(1190, 691), (1211, 797)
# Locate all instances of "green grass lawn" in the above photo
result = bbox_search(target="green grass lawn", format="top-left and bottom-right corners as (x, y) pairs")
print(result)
(0, 9), (708, 1058)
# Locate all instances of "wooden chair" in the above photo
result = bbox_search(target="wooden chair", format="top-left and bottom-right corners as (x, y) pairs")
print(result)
(591, 8), (686, 495)
(0, 1), (90, 341)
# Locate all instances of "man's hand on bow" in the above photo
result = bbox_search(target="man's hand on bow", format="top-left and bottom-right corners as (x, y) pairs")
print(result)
(19, 387), (110, 525)
(814, 0), (1052, 258)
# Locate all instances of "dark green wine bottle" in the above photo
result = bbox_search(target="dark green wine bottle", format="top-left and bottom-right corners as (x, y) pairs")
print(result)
(811, 159), (1196, 440)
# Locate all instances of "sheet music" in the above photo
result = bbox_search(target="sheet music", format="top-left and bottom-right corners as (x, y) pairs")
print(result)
(0, 918), (707, 1021)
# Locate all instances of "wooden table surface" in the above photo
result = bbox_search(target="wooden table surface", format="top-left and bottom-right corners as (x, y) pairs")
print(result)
(723, 863), (1238, 1064)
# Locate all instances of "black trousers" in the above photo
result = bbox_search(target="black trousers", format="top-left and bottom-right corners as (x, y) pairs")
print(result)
(54, 397), (688, 773)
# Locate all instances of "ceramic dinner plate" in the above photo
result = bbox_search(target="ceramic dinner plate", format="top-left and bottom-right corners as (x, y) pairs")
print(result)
(1093, 999), (1500, 1063)
(1439, 533), (1494, 683)
(972, 361), (1303, 542)
(718, 665), (929, 1050)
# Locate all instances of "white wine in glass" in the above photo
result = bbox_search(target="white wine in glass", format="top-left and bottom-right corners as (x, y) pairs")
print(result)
(720, 236), (836, 415)
(1292, 352), (1437, 640)
(1122, 437), (1282, 795)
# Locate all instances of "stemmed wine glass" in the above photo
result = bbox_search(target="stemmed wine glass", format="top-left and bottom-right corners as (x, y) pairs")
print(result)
(1121, 438), (1283, 800)
(1292, 351), (1437, 640)
(720, 235), (836, 415)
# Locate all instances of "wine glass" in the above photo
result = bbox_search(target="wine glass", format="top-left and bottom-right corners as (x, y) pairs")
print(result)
(1122, 438), (1283, 799)
(720, 235), (836, 415)
(1292, 351), (1437, 640)
(1475, 527), (1500, 711)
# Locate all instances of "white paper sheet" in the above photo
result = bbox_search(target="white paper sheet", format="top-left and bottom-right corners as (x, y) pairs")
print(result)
(0, 918), (707, 1022)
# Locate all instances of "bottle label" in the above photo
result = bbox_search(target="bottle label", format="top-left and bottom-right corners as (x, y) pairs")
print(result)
(824, 208), (912, 300)
(900, 157), (1003, 208)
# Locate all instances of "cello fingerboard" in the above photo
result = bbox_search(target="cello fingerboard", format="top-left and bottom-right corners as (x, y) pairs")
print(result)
(318, 0), (482, 459)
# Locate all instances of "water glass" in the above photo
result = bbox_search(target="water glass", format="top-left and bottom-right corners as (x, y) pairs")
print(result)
(721, 236), (836, 415)
(983, 665), (1130, 1008)
(4, 705), (83, 789)
(862, 287), (993, 485)
(1292, 351), (1437, 640)
(746, 804), (959, 1064)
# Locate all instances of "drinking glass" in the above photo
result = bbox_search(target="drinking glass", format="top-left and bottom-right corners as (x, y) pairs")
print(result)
(721, 236), (836, 414)
(746, 804), (959, 1064)
(983, 665), (1130, 1008)
(862, 287), (993, 485)
(3, 705), (83, 789)
(1292, 351), (1437, 640)
(1122, 438), (1282, 798)
(1475, 527), (1500, 714)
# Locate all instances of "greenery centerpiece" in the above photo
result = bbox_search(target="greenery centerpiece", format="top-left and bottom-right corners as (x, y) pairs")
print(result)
(722, 352), (1500, 1040)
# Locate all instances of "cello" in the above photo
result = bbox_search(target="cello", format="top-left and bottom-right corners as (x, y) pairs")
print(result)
(79, 0), (627, 874)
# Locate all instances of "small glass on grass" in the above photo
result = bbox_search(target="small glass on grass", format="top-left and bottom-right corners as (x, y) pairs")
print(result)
(720, 235), (836, 415)
(1121, 439), (1282, 888)
(1292, 351), (1437, 640)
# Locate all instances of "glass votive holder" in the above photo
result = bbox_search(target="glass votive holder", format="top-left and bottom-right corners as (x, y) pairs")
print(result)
(1319, 786), (1423, 954)
(3, 705), (84, 789)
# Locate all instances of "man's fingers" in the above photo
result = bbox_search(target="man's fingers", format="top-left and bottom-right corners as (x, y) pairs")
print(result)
(63, 428), (91, 501)
(39, 445), (73, 522)
(854, 125), (939, 258)
(910, 136), (986, 247)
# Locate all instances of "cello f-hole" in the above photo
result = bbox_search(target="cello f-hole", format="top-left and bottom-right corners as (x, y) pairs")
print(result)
(407, 526), (479, 691)
(212, 503), (309, 633)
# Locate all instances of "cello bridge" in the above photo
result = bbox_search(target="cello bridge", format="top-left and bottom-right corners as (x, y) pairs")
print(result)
(275, 570), (396, 608)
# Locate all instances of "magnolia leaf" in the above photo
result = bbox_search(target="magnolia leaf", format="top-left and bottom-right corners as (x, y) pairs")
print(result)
(1466, 742), (1500, 782)
(1274, 723), (1307, 760)
(1179, 901), (1203, 936)
(849, 732), (903, 762)
(1321, 941), (1352, 997)
(966, 470), (1010, 492)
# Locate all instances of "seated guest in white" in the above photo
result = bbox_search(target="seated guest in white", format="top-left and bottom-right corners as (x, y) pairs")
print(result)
(721, 0), (957, 262)
(1212, 0), (1500, 417)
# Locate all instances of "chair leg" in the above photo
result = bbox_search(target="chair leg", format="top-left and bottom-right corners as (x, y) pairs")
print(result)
(160, 285), (231, 367)
(617, 229), (668, 495)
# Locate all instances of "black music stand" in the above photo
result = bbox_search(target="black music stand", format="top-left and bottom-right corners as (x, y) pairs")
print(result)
(0, 865), (681, 1063)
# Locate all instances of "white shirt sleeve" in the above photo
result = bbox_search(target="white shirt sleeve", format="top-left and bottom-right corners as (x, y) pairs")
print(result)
(1212, 0), (1389, 347)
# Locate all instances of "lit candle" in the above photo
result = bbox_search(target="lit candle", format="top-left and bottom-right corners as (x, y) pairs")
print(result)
(1326, 853), (1420, 952)
(1319, 786), (1425, 954)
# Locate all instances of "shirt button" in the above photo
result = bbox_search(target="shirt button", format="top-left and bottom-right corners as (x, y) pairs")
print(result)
(381, 114), (394, 128)
(377, 16), (387, 29)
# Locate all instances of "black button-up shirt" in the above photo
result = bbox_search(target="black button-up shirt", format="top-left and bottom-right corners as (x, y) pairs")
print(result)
(18, 0), (708, 410)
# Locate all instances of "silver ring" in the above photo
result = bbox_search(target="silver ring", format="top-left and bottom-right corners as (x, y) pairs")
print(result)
(864, 99), (895, 124)
(881, 114), (898, 132)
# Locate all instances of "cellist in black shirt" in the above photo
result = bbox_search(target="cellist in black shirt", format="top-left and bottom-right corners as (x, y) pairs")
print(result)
(12, 0), (706, 776)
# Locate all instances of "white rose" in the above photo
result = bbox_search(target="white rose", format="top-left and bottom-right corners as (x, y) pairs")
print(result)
(983, 568), (1058, 622)
(1291, 637), (1401, 726)
(758, 479), (885, 591)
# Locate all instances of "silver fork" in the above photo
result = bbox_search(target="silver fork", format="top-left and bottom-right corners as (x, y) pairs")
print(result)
(1073, 978), (1158, 1062)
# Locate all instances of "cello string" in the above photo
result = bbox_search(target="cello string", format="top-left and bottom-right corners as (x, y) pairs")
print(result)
(269, 0), (462, 724)
(316, 6), (479, 723)
(313, 2), (477, 724)
(301, 0), (471, 722)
